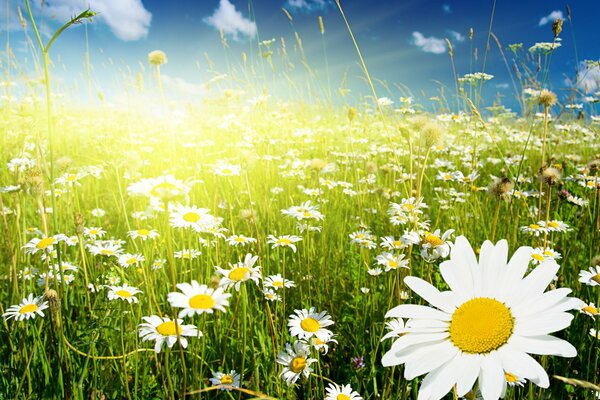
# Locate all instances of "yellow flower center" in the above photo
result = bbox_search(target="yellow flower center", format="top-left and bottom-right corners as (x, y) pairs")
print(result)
(221, 168), (232, 175)
(137, 229), (150, 236)
(393, 240), (402, 247)
(388, 260), (398, 269)
(150, 182), (177, 197)
(337, 395), (351, 400)
(278, 238), (292, 245)
(115, 290), (132, 298)
(189, 294), (215, 309)
(229, 267), (249, 281)
(532, 253), (545, 261)
(290, 357), (307, 373)
(89, 229), (99, 235)
(505, 372), (518, 383)
(300, 317), (320, 332)
(183, 212), (200, 223)
(100, 249), (114, 256)
(220, 374), (233, 384)
(302, 211), (311, 218)
(403, 203), (415, 211)
(424, 233), (443, 247)
(67, 174), (77, 182)
(543, 250), (554, 256)
(548, 221), (560, 228)
(235, 237), (246, 243)
(582, 305), (598, 315)
(36, 237), (55, 249)
(592, 274), (600, 285)
(156, 321), (182, 336)
(449, 297), (514, 354)
(19, 303), (38, 314)
(529, 224), (541, 230)
(272, 281), (284, 287)
(127, 258), (137, 265)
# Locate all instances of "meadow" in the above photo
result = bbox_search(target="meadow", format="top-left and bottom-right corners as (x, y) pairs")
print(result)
(1, 2), (599, 400)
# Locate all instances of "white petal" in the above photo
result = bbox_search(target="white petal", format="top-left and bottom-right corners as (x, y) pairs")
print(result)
(479, 352), (504, 400)
(404, 342), (459, 380)
(514, 312), (573, 336)
(455, 353), (484, 396)
(508, 334), (577, 357)
(496, 246), (533, 301)
(405, 277), (457, 313)
(497, 346), (549, 388)
(385, 304), (451, 321)
(511, 288), (572, 318)
(439, 260), (473, 303)
(505, 261), (559, 308)
(417, 354), (462, 400)
(382, 338), (447, 367)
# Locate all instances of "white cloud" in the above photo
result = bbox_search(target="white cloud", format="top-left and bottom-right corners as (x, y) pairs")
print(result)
(576, 62), (600, 93)
(495, 83), (509, 89)
(162, 74), (207, 96)
(539, 10), (563, 26)
(448, 30), (465, 42)
(412, 32), (446, 54)
(286, 0), (330, 12)
(204, 0), (256, 40)
(40, 0), (151, 41)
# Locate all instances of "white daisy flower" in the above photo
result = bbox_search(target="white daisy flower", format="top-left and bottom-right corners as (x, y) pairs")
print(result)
(376, 252), (409, 272)
(167, 281), (231, 318)
(382, 236), (583, 400)
(107, 284), (142, 304)
(209, 370), (241, 391)
(128, 228), (160, 241)
(215, 253), (262, 291)
(3, 294), (49, 321)
(138, 316), (200, 353)
(579, 266), (600, 287)
(267, 234), (302, 252)
(325, 382), (363, 400)
(288, 307), (334, 342)
(264, 274), (295, 290)
(275, 341), (317, 386)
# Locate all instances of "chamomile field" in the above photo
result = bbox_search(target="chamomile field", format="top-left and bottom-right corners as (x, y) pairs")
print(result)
(1, 0), (600, 399)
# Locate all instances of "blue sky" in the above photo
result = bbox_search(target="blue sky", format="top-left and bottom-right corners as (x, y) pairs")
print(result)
(2, 0), (599, 112)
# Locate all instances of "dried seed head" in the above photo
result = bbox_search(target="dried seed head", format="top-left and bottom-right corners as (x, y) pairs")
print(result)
(239, 208), (255, 221)
(348, 107), (358, 122)
(310, 158), (327, 171)
(539, 167), (562, 186)
(74, 213), (85, 234)
(588, 158), (600, 173)
(55, 156), (72, 171)
(420, 121), (445, 148)
(538, 89), (557, 107)
(365, 161), (378, 174)
(210, 275), (221, 289)
(25, 167), (44, 193)
(552, 18), (563, 37)
(489, 177), (514, 199)
(45, 289), (60, 311)
(469, 27), (474, 40)
(148, 50), (167, 66)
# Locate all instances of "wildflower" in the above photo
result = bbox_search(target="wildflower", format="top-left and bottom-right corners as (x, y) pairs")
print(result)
(226, 234), (257, 247)
(288, 307), (334, 341)
(381, 318), (406, 341)
(117, 253), (145, 269)
(376, 252), (409, 272)
(352, 355), (365, 370)
(215, 253), (262, 291)
(579, 302), (598, 319)
(520, 223), (546, 236)
(88, 241), (123, 257)
(3, 294), (49, 321)
(138, 316), (199, 353)
(579, 266), (600, 286)
(263, 289), (281, 302)
(169, 204), (218, 232)
(174, 248), (201, 260)
(264, 274), (295, 290)
(325, 383), (363, 400)
(91, 208), (105, 217)
(128, 228), (160, 241)
(107, 284), (142, 304)
(505, 372), (526, 387)
(382, 236), (582, 400)
(209, 370), (241, 391)
(167, 281), (231, 318)
(420, 229), (454, 262)
(309, 332), (337, 354)
(281, 200), (324, 221)
(530, 247), (561, 265)
(127, 175), (190, 201)
(380, 236), (407, 250)
(540, 220), (571, 233)
(276, 341), (317, 386)
(538, 89), (558, 107)
(23, 234), (67, 255)
(214, 162), (241, 176)
(267, 234), (302, 252)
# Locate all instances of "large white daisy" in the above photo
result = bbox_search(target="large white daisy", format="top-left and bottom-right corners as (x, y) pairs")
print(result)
(167, 281), (231, 318)
(382, 236), (582, 400)
(138, 316), (200, 353)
